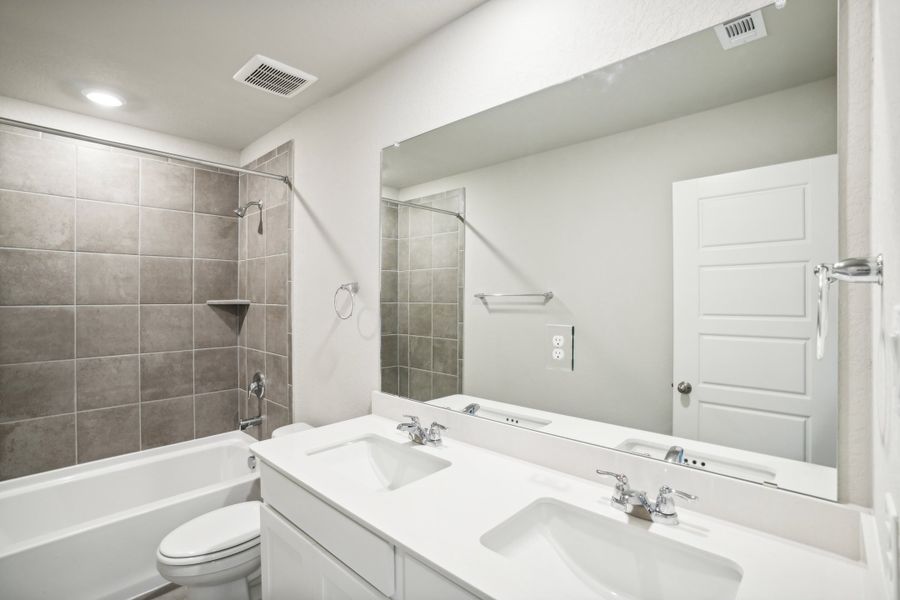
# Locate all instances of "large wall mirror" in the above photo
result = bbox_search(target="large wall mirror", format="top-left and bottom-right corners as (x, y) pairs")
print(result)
(379, 0), (839, 500)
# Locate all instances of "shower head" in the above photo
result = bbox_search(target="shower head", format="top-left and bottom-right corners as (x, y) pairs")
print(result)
(234, 200), (263, 217)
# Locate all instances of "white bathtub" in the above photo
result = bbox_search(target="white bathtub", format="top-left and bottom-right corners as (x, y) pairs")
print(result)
(0, 431), (260, 600)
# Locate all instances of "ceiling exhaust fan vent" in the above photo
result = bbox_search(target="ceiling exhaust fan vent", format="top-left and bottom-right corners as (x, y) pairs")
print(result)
(715, 10), (768, 50)
(233, 55), (317, 98)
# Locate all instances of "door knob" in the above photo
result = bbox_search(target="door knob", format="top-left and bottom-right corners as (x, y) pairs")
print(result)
(676, 381), (692, 394)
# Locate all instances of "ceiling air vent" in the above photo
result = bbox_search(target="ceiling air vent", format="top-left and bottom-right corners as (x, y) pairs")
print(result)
(233, 55), (317, 98)
(714, 10), (768, 50)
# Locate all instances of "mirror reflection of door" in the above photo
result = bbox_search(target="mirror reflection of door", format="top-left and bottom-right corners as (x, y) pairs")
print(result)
(672, 155), (838, 467)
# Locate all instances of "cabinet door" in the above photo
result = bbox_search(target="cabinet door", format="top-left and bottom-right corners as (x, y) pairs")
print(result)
(399, 553), (482, 600)
(261, 504), (388, 600)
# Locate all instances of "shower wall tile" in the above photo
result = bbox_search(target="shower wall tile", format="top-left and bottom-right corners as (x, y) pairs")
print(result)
(195, 170), (239, 216)
(195, 390), (238, 437)
(76, 253), (139, 304)
(140, 159), (193, 211)
(193, 259), (237, 303)
(246, 257), (266, 303)
(0, 133), (262, 479)
(0, 306), (75, 364)
(264, 400), (290, 439)
(0, 360), (74, 422)
(76, 355), (140, 410)
(380, 189), (464, 401)
(76, 147), (139, 205)
(0, 191), (74, 251)
(0, 131), (75, 197)
(195, 347), (238, 394)
(244, 303), (265, 351)
(140, 207), (193, 257)
(265, 255), (288, 304)
(141, 396), (194, 449)
(140, 351), (193, 402)
(0, 249), (74, 305)
(76, 306), (139, 358)
(140, 257), (192, 303)
(265, 204), (289, 256)
(76, 405), (140, 462)
(0, 415), (76, 480)
(76, 200), (139, 254)
(265, 305), (288, 356)
(195, 214), (238, 260)
(194, 305), (239, 349)
(381, 270), (398, 302)
(265, 352), (288, 407)
(140, 305), (193, 352)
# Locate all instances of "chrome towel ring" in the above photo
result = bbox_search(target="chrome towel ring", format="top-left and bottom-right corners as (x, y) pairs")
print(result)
(333, 282), (359, 320)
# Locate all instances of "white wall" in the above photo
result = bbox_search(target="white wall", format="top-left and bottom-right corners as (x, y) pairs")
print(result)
(870, 0), (900, 592)
(0, 95), (239, 165)
(240, 0), (773, 427)
(397, 79), (836, 434)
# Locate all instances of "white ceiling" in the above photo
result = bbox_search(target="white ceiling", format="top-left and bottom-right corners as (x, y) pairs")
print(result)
(0, 0), (485, 149)
(382, 0), (837, 189)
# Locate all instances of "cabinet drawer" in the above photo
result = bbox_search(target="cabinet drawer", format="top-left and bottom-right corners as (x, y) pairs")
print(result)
(260, 462), (395, 597)
(261, 505), (388, 600)
(400, 553), (482, 600)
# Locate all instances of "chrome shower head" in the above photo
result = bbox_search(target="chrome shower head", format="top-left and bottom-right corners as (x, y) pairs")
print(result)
(234, 200), (263, 218)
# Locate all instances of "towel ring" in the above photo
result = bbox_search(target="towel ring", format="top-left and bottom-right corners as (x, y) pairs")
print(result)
(333, 282), (359, 320)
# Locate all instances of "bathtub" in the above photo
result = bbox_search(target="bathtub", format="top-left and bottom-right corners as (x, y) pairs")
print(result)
(0, 431), (260, 600)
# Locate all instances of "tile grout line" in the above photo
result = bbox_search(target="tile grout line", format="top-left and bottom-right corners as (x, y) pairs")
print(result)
(72, 140), (79, 465)
(191, 166), (197, 441)
(138, 157), (143, 451)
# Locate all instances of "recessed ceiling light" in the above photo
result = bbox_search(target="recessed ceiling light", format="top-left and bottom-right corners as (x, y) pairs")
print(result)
(82, 89), (125, 108)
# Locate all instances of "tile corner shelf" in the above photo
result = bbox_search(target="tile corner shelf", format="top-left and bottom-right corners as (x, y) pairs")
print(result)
(206, 299), (251, 306)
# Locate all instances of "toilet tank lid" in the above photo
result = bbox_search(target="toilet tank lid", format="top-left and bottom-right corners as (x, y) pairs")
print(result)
(271, 422), (314, 438)
(159, 501), (261, 559)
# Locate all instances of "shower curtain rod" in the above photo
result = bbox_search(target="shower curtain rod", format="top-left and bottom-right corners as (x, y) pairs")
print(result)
(381, 197), (464, 220)
(0, 117), (290, 184)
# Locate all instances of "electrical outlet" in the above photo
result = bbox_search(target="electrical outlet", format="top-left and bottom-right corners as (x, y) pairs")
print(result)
(546, 324), (574, 371)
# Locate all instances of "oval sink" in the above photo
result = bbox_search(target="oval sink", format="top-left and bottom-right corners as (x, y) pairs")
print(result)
(481, 498), (743, 600)
(306, 435), (450, 493)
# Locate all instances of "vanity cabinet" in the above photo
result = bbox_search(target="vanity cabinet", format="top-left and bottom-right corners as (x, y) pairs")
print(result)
(261, 504), (388, 600)
(260, 463), (482, 600)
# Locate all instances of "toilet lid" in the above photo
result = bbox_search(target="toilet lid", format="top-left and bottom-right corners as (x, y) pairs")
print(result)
(159, 501), (261, 560)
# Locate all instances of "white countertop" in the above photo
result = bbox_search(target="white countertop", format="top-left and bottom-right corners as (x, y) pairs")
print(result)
(251, 415), (880, 600)
(428, 394), (837, 500)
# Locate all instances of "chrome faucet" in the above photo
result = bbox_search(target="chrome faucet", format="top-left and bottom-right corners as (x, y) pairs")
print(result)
(595, 469), (697, 525)
(239, 372), (265, 431)
(461, 403), (480, 416)
(397, 415), (447, 446)
(664, 446), (685, 464)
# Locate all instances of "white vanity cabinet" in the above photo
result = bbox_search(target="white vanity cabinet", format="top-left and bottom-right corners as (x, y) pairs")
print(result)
(259, 463), (482, 600)
(261, 504), (387, 600)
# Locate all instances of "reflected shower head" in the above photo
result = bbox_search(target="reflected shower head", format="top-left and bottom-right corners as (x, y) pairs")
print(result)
(234, 200), (263, 217)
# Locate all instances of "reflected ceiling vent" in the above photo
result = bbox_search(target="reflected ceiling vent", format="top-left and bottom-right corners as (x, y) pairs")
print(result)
(715, 10), (768, 50)
(233, 54), (317, 98)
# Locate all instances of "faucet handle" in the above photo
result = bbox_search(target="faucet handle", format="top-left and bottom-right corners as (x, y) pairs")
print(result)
(595, 469), (629, 488)
(427, 421), (447, 444)
(402, 414), (420, 425)
(656, 485), (697, 517)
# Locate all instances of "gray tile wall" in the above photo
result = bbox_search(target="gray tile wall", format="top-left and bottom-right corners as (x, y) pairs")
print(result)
(0, 126), (246, 480)
(237, 143), (293, 440)
(381, 190), (465, 401)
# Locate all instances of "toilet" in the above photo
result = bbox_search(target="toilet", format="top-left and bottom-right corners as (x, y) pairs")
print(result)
(156, 423), (313, 600)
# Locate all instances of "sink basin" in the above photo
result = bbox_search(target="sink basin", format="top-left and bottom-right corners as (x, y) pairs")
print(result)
(306, 435), (450, 493)
(617, 439), (776, 484)
(481, 499), (742, 600)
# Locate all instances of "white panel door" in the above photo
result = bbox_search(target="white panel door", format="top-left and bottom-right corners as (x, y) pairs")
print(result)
(672, 155), (838, 466)
(260, 504), (388, 600)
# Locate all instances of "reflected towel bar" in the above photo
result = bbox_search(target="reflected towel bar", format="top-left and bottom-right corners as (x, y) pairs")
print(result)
(475, 292), (554, 303)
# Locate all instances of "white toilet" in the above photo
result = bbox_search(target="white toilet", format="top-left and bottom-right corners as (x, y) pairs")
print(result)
(156, 423), (313, 600)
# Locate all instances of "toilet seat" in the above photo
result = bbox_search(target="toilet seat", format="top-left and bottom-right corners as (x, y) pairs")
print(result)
(158, 501), (261, 567)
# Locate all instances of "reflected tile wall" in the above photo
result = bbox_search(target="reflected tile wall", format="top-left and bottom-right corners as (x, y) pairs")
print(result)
(381, 189), (465, 402)
(0, 126), (244, 480)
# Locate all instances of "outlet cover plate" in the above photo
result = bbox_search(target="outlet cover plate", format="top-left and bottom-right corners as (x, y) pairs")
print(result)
(546, 324), (574, 371)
